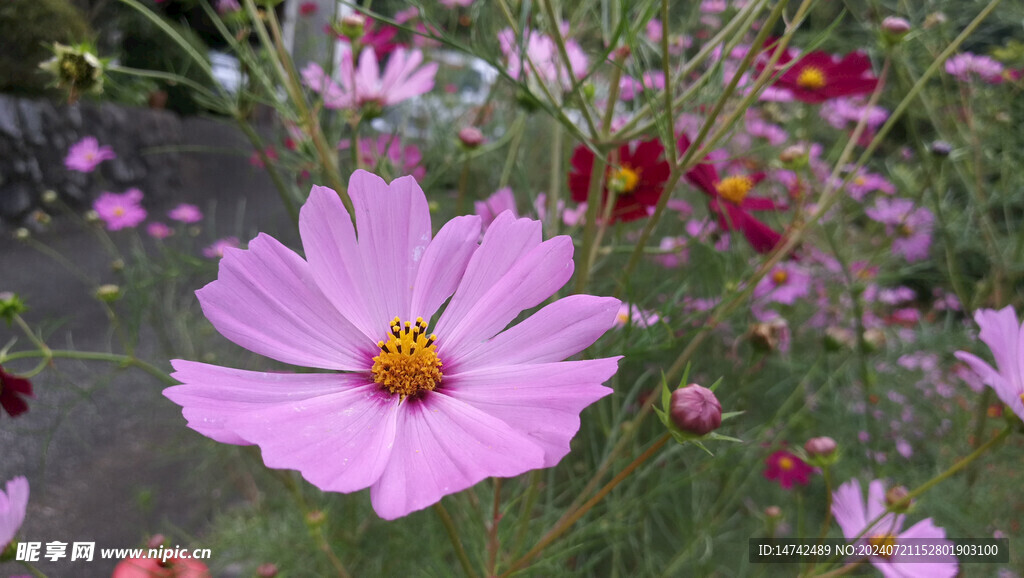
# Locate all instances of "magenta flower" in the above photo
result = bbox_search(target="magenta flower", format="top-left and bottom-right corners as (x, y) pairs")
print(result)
(168, 203), (203, 224)
(302, 48), (437, 111)
(202, 237), (240, 259)
(865, 198), (933, 262)
(93, 189), (147, 231)
(754, 263), (811, 305)
(832, 479), (957, 577)
(0, 366), (33, 418)
(64, 136), (116, 173)
(954, 306), (1024, 421)
(165, 171), (621, 519)
(945, 53), (1004, 84)
(147, 222), (173, 239)
(0, 476), (28, 551)
(763, 450), (812, 489)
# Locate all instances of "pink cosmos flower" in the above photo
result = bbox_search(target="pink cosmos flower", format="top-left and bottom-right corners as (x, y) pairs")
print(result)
(93, 189), (147, 231)
(945, 53), (1004, 84)
(954, 306), (1024, 421)
(754, 263), (811, 305)
(302, 48), (437, 111)
(299, 2), (317, 16)
(216, 0), (240, 15)
(165, 171), (622, 520)
(147, 222), (173, 239)
(394, 7), (419, 24)
(498, 27), (588, 91)
(64, 136), (116, 173)
(763, 450), (812, 489)
(0, 476), (29, 551)
(865, 198), (933, 262)
(340, 135), (426, 181)
(440, 0), (474, 6)
(832, 479), (957, 577)
(168, 203), (203, 224)
(202, 237), (240, 259)
(846, 168), (896, 201)
(613, 303), (660, 328)
(475, 187), (517, 229)
(334, 20), (399, 59)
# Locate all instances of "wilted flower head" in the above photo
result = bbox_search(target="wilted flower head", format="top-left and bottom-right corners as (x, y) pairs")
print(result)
(954, 306), (1024, 421)
(39, 43), (105, 101)
(93, 189), (147, 231)
(832, 479), (957, 577)
(0, 366), (34, 419)
(669, 384), (722, 435)
(64, 137), (116, 173)
(763, 450), (813, 489)
(165, 170), (621, 519)
(0, 476), (29, 551)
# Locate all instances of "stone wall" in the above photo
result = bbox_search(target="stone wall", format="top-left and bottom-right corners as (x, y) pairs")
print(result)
(0, 94), (184, 228)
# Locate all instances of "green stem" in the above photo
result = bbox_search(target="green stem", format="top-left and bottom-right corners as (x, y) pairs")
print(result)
(435, 502), (480, 578)
(1, 348), (175, 386)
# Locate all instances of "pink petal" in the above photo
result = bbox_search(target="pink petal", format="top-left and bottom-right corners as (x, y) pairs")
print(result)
(409, 215), (481, 321)
(231, 383), (400, 494)
(196, 233), (374, 370)
(443, 358), (619, 465)
(369, 392), (545, 519)
(831, 479), (867, 540)
(348, 170), (433, 332)
(975, 306), (1023, 387)
(300, 185), (378, 342)
(452, 295), (620, 370)
(437, 235), (575, 362)
(385, 62), (438, 104)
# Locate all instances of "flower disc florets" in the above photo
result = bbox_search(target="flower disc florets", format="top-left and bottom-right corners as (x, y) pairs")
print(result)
(715, 176), (754, 204)
(796, 66), (827, 90)
(371, 317), (442, 397)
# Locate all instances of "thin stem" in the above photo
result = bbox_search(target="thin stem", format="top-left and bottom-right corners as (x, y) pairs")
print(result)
(0, 348), (176, 387)
(503, 433), (670, 576)
(487, 478), (502, 577)
(435, 502), (480, 578)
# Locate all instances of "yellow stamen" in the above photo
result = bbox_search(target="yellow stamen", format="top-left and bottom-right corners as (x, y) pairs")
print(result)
(796, 66), (827, 90)
(715, 176), (754, 205)
(616, 312), (630, 325)
(778, 456), (794, 471)
(371, 316), (442, 398)
(854, 176), (866, 186)
(869, 534), (897, 558)
(609, 166), (641, 194)
(113, 207), (125, 216)
(898, 223), (914, 237)
(772, 269), (788, 285)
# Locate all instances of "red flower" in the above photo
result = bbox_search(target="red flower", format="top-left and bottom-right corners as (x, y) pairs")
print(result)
(763, 450), (813, 489)
(112, 556), (209, 577)
(764, 50), (879, 103)
(0, 365), (33, 418)
(299, 1), (317, 16)
(678, 134), (785, 253)
(568, 139), (671, 223)
(332, 21), (400, 59)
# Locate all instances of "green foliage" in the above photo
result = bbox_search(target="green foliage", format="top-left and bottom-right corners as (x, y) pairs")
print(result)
(0, 0), (92, 95)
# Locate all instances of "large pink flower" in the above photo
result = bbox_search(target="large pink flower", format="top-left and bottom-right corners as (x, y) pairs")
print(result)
(832, 479), (957, 578)
(954, 306), (1024, 421)
(165, 171), (621, 519)
(0, 476), (29, 551)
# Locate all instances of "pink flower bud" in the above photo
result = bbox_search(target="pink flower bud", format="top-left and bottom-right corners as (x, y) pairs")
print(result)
(881, 16), (911, 36)
(669, 384), (722, 436)
(804, 436), (837, 457)
(457, 126), (485, 148)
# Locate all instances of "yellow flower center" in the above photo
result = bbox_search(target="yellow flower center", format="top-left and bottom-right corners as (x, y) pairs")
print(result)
(854, 176), (866, 186)
(898, 223), (914, 237)
(616, 312), (630, 324)
(772, 269), (788, 285)
(113, 207), (125, 216)
(796, 66), (827, 90)
(778, 456), (794, 471)
(715, 176), (754, 205)
(609, 166), (641, 194)
(869, 534), (897, 558)
(371, 317), (442, 398)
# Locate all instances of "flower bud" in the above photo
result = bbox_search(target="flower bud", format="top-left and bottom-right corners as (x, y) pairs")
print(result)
(881, 16), (911, 43)
(885, 485), (912, 512)
(257, 563), (279, 577)
(95, 284), (121, 303)
(0, 292), (27, 325)
(110, 259), (125, 272)
(929, 140), (953, 157)
(146, 534), (166, 549)
(14, 228), (30, 241)
(31, 210), (51, 225)
(750, 318), (789, 353)
(611, 45), (631, 62)
(41, 190), (59, 204)
(84, 210), (100, 224)
(339, 13), (366, 41)
(862, 328), (886, 352)
(305, 509), (326, 528)
(923, 12), (947, 29)
(457, 126), (485, 149)
(39, 43), (105, 101)
(804, 436), (838, 466)
(669, 384), (722, 436)
(779, 144), (808, 169)
(764, 506), (782, 519)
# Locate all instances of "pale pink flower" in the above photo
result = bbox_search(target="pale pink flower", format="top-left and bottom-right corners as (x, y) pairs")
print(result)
(613, 303), (660, 328)
(439, 0), (473, 6)
(754, 263), (811, 305)
(955, 306), (1024, 421)
(0, 476), (29, 551)
(64, 136), (116, 173)
(865, 198), (933, 262)
(498, 27), (588, 91)
(93, 189), (147, 231)
(168, 203), (203, 224)
(832, 479), (957, 578)
(216, 0), (240, 14)
(165, 171), (621, 520)
(475, 187), (517, 228)
(202, 237), (240, 259)
(945, 53), (1004, 84)
(147, 222), (173, 239)
(340, 135), (425, 181)
(302, 48), (437, 110)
